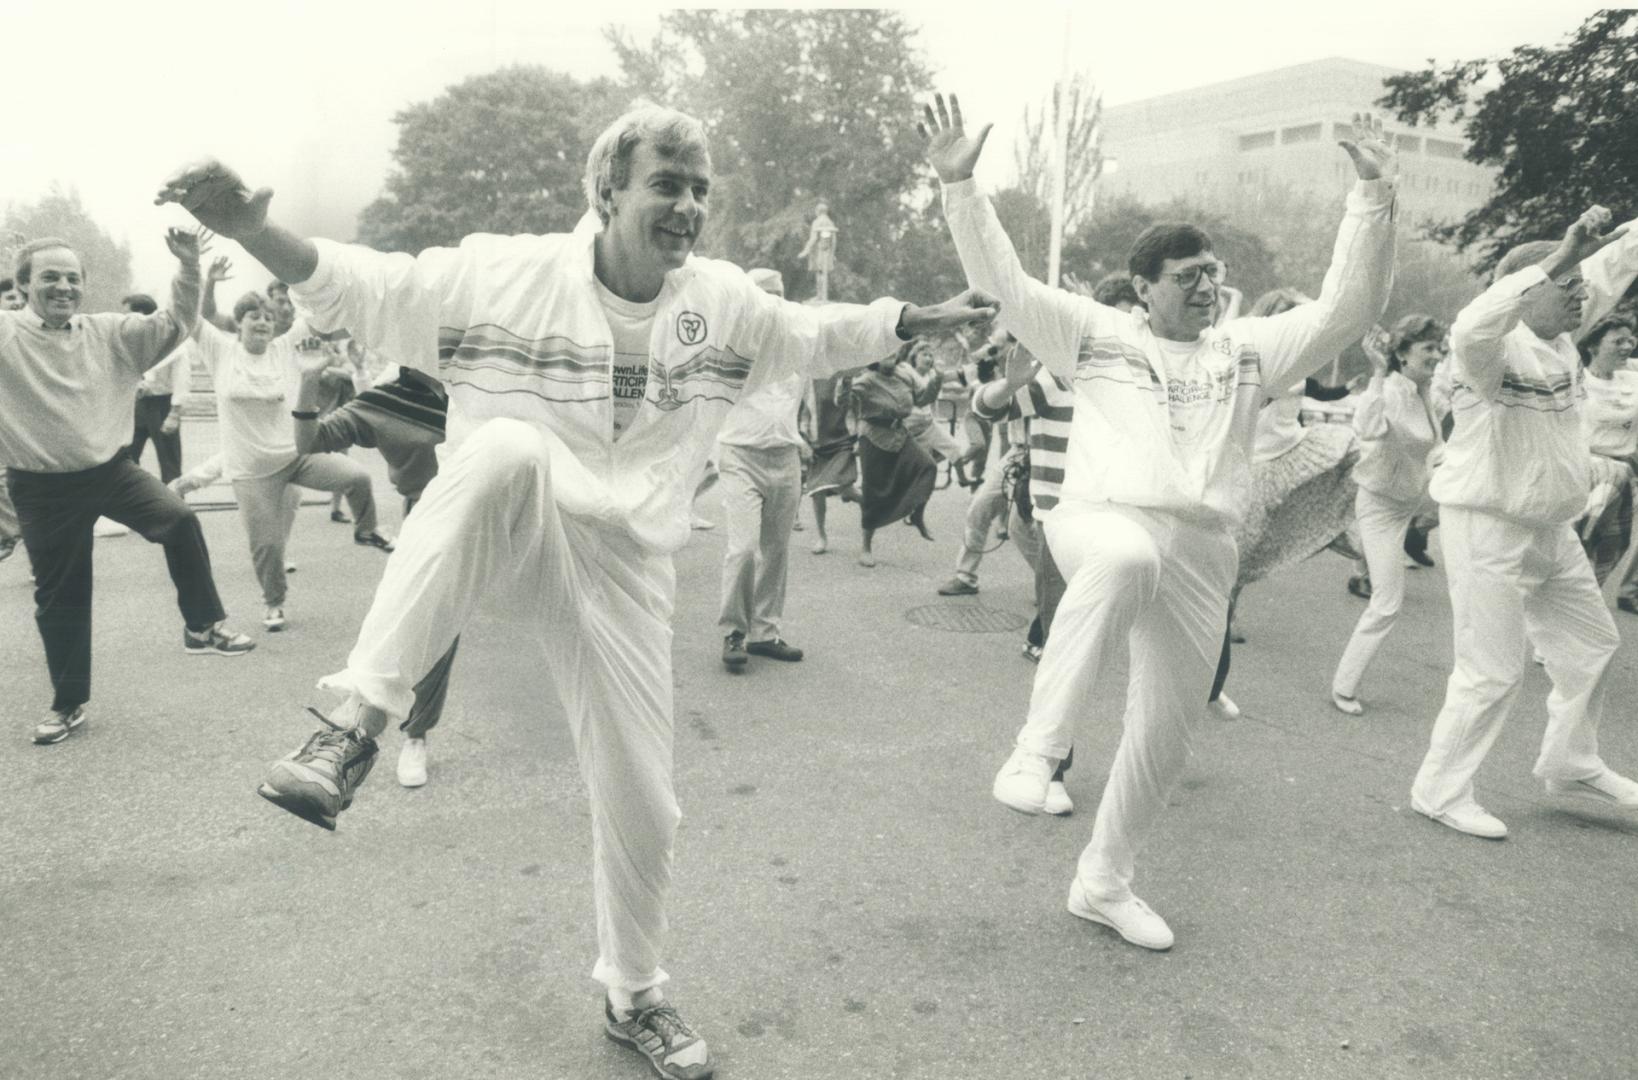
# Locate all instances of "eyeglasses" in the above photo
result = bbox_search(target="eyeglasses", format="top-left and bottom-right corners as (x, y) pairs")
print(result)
(1549, 274), (1588, 296)
(1158, 260), (1226, 291)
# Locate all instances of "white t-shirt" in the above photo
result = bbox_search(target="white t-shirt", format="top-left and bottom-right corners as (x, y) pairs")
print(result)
(1585, 368), (1638, 459)
(595, 279), (657, 440)
(193, 321), (313, 480)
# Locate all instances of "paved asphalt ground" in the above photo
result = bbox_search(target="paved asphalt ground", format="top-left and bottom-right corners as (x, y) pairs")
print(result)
(4, 457), (1637, 1080)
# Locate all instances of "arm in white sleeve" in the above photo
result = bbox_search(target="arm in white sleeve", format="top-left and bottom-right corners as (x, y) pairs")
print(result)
(941, 178), (1102, 381)
(1351, 375), (1389, 440)
(113, 259), (202, 375)
(1242, 179), (1397, 393)
(168, 344), (193, 404)
(1448, 266), (1548, 399)
(1577, 218), (1638, 339)
(288, 238), (476, 380)
(736, 276), (904, 384)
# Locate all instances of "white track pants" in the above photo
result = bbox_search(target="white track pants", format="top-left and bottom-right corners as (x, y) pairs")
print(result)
(320, 418), (681, 994)
(1411, 507), (1618, 814)
(1332, 487), (1422, 699)
(716, 442), (801, 640)
(1020, 503), (1236, 903)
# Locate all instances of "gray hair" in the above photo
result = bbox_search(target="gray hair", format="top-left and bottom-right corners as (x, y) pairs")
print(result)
(14, 237), (78, 286)
(582, 101), (711, 225)
(1493, 239), (1560, 283)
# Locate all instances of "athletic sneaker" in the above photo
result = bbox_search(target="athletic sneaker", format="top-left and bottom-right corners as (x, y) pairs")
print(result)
(397, 737), (429, 788)
(1545, 769), (1638, 810)
(1411, 798), (1507, 839)
(32, 705), (86, 745)
(746, 638), (803, 662)
(1021, 642), (1043, 664)
(1067, 878), (1174, 951)
(353, 531), (395, 553)
(257, 708), (379, 830)
(183, 623), (256, 656)
(993, 746), (1054, 814)
(1043, 780), (1074, 816)
(329, 509), (352, 524)
(1208, 693), (1241, 721)
(721, 631), (748, 670)
(936, 576), (979, 596)
(604, 996), (713, 1079)
(263, 606), (286, 632)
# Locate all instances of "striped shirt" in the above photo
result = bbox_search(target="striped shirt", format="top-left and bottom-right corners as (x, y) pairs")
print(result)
(973, 366), (1074, 516)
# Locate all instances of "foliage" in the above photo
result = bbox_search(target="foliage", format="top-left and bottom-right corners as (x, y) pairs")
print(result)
(3, 186), (133, 312)
(1377, 10), (1638, 274)
(356, 66), (626, 253)
(608, 9), (964, 303)
(1013, 73), (1103, 236)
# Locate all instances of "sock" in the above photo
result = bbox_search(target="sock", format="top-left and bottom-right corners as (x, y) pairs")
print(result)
(609, 986), (665, 1016)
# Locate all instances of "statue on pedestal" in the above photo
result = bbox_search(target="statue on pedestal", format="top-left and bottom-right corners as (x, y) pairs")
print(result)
(798, 201), (838, 302)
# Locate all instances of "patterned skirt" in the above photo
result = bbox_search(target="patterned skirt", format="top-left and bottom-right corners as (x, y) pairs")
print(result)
(803, 436), (858, 496)
(1235, 423), (1361, 587)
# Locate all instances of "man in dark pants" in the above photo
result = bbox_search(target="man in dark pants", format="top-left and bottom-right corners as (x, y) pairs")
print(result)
(1, 231), (254, 746)
(123, 292), (191, 482)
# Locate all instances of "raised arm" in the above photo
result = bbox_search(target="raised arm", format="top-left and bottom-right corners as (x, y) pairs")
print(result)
(1241, 114), (1398, 392)
(1574, 212), (1638, 338)
(199, 253), (238, 333)
(112, 228), (201, 374)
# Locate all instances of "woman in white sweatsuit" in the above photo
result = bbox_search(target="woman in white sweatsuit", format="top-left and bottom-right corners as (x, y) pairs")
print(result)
(1330, 314), (1448, 714)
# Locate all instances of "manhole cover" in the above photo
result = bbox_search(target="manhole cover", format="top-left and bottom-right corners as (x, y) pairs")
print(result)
(904, 604), (1029, 633)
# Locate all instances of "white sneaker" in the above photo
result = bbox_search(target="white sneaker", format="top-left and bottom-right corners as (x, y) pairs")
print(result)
(262, 606), (285, 632)
(1545, 769), (1638, 810)
(397, 737), (428, 787)
(1208, 693), (1240, 721)
(1043, 780), (1074, 816)
(1412, 798), (1507, 839)
(94, 517), (129, 538)
(1331, 691), (1364, 716)
(992, 746), (1054, 815)
(1067, 878), (1174, 951)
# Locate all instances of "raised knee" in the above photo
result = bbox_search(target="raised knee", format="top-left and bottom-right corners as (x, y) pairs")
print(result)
(459, 418), (552, 491)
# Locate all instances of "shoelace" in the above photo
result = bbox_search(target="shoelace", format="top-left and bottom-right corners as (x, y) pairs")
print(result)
(301, 707), (363, 766)
(632, 1003), (697, 1047)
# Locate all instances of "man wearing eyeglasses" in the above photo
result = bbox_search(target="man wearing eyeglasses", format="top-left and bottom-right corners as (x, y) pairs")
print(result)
(921, 94), (1397, 951)
(1410, 206), (1638, 839)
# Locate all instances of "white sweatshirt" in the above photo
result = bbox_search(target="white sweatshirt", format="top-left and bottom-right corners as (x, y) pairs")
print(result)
(1352, 371), (1439, 502)
(1430, 225), (1638, 526)
(942, 177), (1395, 525)
(290, 219), (905, 553)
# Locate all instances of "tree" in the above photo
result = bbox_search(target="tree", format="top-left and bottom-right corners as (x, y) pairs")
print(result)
(356, 66), (626, 253)
(607, 9), (962, 303)
(1378, 10), (1638, 274)
(3, 185), (133, 312)
(1013, 73), (1104, 236)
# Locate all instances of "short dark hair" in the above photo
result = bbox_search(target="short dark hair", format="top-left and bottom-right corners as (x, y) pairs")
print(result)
(1581, 314), (1636, 366)
(13, 237), (77, 287)
(0, 277), (14, 293)
(1387, 313), (1447, 372)
(121, 293), (158, 315)
(1127, 223), (1212, 282)
(233, 291), (272, 323)
(1092, 271), (1142, 309)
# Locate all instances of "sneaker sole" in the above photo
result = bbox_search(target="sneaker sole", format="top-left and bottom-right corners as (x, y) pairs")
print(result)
(992, 788), (1045, 815)
(1544, 782), (1638, 811)
(1410, 802), (1507, 839)
(257, 783), (338, 831)
(602, 1025), (714, 1080)
(185, 647), (256, 657)
(33, 712), (87, 744)
(1067, 894), (1173, 951)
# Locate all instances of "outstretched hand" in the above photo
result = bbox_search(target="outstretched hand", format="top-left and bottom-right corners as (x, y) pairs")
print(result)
(156, 159), (273, 241)
(1559, 205), (1628, 266)
(1002, 339), (1039, 388)
(1362, 325), (1392, 374)
(1337, 112), (1396, 182)
(918, 92), (992, 185)
(163, 226), (201, 264)
(902, 288), (1000, 338)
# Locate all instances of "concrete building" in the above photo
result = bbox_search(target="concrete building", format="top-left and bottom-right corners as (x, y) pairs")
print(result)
(1097, 57), (1493, 224)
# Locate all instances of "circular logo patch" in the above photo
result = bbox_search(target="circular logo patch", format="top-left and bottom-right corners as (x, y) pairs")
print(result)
(676, 311), (708, 346)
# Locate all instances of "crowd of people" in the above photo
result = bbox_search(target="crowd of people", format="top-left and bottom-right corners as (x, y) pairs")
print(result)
(4, 86), (1637, 1080)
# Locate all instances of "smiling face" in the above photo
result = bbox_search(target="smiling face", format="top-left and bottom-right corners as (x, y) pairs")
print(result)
(1519, 270), (1588, 340)
(0, 285), (25, 311)
(603, 141), (711, 283)
(1136, 252), (1221, 342)
(25, 247), (83, 328)
(267, 289), (296, 335)
(235, 304), (277, 354)
(1396, 338), (1447, 386)
(1591, 325), (1636, 371)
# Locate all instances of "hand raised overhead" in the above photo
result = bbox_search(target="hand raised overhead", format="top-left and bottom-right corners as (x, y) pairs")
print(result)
(156, 159), (274, 242)
(1559, 205), (1628, 265)
(1337, 112), (1396, 182)
(918, 92), (992, 185)
(163, 226), (201, 264)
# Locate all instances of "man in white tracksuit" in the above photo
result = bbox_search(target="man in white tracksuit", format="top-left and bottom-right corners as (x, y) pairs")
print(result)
(1410, 206), (1638, 840)
(922, 94), (1397, 951)
(716, 268), (809, 670)
(158, 105), (994, 1080)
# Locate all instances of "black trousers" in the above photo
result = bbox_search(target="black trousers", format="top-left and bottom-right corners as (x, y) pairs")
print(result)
(128, 394), (183, 483)
(9, 456), (227, 713)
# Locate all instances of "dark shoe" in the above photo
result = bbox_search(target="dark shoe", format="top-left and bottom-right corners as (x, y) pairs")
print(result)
(353, 531), (396, 553)
(32, 705), (86, 745)
(604, 996), (713, 1079)
(1618, 596), (1638, 616)
(329, 509), (352, 524)
(184, 622), (257, 656)
(1404, 527), (1434, 568)
(1021, 642), (1043, 664)
(1347, 574), (1372, 601)
(722, 631), (748, 670)
(257, 707), (380, 830)
(936, 576), (979, 596)
(746, 637), (803, 662)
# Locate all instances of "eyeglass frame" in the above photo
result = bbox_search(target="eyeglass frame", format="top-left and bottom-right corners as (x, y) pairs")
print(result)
(1155, 259), (1228, 291)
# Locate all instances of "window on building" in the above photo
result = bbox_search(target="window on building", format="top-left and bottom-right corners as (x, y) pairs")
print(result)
(1425, 138), (1464, 159)
(1394, 134), (1421, 152)
(1239, 131), (1276, 151)
(1281, 123), (1322, 144)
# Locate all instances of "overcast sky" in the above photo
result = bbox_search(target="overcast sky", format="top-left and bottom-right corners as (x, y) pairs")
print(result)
(2, 0), (1600, 295)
